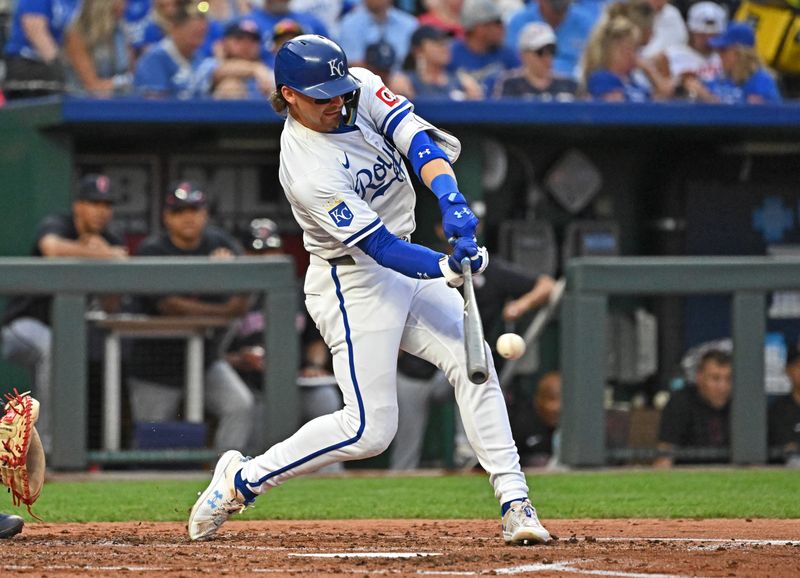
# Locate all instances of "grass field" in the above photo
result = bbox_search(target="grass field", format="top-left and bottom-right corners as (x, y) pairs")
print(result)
(18, 468), (800, 523)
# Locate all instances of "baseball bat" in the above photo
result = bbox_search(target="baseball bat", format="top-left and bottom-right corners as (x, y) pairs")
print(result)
(461, 257), (489, 384)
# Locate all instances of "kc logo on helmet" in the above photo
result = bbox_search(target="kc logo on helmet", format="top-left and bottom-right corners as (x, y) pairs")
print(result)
(328, 200), (354, 227)
(328, 58), (344, 77)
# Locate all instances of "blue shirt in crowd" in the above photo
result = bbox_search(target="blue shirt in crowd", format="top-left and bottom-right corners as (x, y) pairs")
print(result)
(4, 0), (80, 60)
(336, 5), (418, 69)
(587, 70), (651, 102)
(134, 39), (212, 99)
(448, 40), (520, 94)
(505, 2), (595, 80)
(123, 0), (151, 47)
(704, 69), (782, 104)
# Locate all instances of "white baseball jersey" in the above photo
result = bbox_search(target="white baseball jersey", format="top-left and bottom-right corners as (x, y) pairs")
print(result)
(279, 67), (458, 261)
(237, 66), (531, 513)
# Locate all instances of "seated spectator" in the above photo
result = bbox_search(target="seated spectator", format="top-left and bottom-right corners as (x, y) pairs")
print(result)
(201, 16), (274, 99)
(364, 39), (397, 85)
(1, 174), (127, 454)
(128, 182), (254, 451)
(511, 371), (561, 468)
(768, 344), (800, 464)
(505, 0), (597, 81)
(123, 0), (153, 52)
(690, 23), (782, 104)
(289, 0), (348, 38)
(640, 0), (688, 59)
(653, 1), (726, 97)
(194, 0), (254, 61)
(133, 2), (212, 99)
(64, 0), (133, 96)
(450, 0), (520, 93)
(582, 15), (653, 101)
(2, 0), (81, 99)
(336, 0), (418, 71)
(654, 349), (732, 467)
(418, 0), (466, 39)
(391, 25), (484, 100)
(493, 22), (578, 100)
(132, 0), (179, 57)
(266, 17), (305, 67)
(251, 0), (328, 48)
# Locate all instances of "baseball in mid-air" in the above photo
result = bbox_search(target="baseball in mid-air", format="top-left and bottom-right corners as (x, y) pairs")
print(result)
(496, 333), (526, 360)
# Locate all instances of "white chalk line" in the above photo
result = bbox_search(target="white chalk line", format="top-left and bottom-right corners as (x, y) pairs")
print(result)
(289, 552), (442, 559)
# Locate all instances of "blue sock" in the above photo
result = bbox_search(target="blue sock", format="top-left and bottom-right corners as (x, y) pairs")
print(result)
(234, 469), (257, 503)
(501, 497), (527, 516)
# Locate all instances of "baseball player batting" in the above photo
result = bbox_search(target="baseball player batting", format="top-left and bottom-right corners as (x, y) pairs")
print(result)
(188, 34), (550, 546)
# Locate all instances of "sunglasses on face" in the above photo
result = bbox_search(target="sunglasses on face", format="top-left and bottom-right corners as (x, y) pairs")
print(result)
(309, 90), (359, 105)
(535, 44), (557, 57)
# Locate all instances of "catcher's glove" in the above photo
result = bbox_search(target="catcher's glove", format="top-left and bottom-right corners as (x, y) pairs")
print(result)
(1, 390), (46, 517)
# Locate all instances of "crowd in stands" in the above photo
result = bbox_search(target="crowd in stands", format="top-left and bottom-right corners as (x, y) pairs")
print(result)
(0, 0), (794, 103)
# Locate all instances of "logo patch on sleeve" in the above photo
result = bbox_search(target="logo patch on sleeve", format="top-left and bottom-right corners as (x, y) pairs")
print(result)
(327, 200), (354, 227)
(376, 86), (399, 106)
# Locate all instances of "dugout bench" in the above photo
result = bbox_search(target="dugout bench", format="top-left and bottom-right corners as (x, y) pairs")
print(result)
(0, 257), (298, 470)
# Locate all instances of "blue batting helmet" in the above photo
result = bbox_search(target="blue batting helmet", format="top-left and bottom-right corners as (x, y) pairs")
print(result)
(274, 34), (361, 100)
(275, 34), (361, 125)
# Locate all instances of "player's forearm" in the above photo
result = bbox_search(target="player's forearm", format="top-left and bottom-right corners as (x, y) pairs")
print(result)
(357, 226), (444, 279)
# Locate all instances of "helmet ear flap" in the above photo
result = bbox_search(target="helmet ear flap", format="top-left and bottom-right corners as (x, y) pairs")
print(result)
(342, 88), (361, 126)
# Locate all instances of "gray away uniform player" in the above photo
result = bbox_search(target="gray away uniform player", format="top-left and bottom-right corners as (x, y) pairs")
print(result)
(188, 34), (550, 545)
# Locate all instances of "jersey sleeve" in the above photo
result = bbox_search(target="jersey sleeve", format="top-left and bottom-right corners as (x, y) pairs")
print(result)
(351, 67), (462, 163)
(35, 214), (72, 241)
(133, 49), (170, 95)
(289, 168), (383, 248)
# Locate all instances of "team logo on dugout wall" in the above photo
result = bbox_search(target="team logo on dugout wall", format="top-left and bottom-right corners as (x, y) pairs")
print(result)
(328, 200), (354, 227)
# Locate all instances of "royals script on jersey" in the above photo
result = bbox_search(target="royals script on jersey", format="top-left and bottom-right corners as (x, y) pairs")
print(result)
(279, 68), (455, 260)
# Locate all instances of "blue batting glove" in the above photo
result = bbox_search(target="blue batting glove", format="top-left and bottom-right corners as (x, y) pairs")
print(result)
(439, 192), (479, 240)
(447, 237), (489, 275)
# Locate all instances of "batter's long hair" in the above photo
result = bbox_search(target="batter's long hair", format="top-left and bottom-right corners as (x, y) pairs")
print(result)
(270, 89), (289, 116)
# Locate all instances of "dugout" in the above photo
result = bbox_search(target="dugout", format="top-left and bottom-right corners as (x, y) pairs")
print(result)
(1, 97), (800, 467)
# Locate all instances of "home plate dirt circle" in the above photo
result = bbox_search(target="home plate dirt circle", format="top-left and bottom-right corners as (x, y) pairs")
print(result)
(5, 518), (799, 577)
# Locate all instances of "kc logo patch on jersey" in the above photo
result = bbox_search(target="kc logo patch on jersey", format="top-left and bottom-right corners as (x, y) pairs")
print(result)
(376, 86), (399, 106)
(327, 199), (354, 228)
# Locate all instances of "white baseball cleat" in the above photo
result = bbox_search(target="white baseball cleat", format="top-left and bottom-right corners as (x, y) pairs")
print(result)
(188, 450), (252, 540)
(501, 499), (551, 545)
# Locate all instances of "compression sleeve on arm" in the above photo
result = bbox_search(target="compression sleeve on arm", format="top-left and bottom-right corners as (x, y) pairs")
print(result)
(408, 130), (450, 180)
(357, 225), (445, 279)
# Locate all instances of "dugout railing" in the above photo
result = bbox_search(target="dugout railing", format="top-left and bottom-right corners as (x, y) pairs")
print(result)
(561, 255), (800, 467)
(0, 257), (298, 470)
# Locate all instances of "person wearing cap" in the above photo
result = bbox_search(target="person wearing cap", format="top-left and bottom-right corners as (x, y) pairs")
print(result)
(696, 22), (781, 104)
(133, 2), (213, 99)
(335, 0), (418, 71)
(250, 0), (328, 49)
(493, 21), (577, 99)
(363, 39), (397, 85)
(653, 1), (726, 93)
(128, 182), (255, 451)
(199, 15), (275, 99)
(449, 0), (520, 93)
(505, 0), (596, 81)
(391, 24), (484, 100)
(1, 174), (127, 455)
(768, 343), (800, 465)
(267, 18), (305, 65)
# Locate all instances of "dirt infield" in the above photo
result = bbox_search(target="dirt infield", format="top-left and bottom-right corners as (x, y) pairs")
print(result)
(5, 518), (799, 577)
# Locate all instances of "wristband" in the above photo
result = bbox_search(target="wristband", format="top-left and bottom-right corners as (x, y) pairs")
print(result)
(431, 174), (460, 201)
